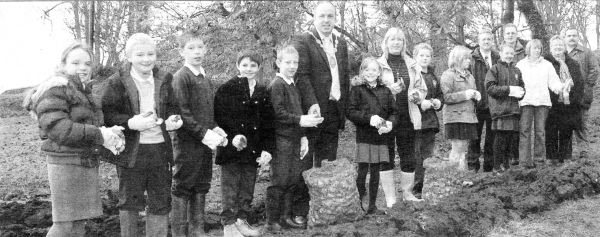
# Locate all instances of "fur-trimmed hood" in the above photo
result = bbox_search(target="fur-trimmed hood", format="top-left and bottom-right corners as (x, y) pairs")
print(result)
(23, 75), (69, 119)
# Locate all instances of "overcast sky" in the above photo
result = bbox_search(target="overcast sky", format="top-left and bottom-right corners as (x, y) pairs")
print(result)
(0, 2), (72, 93)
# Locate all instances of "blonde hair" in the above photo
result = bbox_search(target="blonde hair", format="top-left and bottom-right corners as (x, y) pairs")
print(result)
(276, 45), (298, 61)
(525, 39), (543, 56)
(412, 43), (433, 58)
(549, 35), (566, 46)
(57, 42), (93, 75)
(448, 45), (471, 69)
(125, 33), (156, 57)
(359, 57), (382, 84)
(381, 27), (407, 58)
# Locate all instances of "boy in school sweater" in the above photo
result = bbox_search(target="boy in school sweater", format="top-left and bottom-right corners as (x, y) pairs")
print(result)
(265, 46), (323, 232)
(170, 30), (228, 236)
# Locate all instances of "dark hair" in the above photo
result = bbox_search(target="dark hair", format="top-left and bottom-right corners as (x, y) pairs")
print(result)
(236, 50), (263, 67)
(178, 30), (205, 49)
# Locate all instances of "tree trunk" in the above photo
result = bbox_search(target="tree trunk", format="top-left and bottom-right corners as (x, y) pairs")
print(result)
(339, 1), (345, 31)
(517, 0), (549, 53)
(501, 0), (514, 24)
(72, 1), (82, 39)
(597, 0), (600, 49)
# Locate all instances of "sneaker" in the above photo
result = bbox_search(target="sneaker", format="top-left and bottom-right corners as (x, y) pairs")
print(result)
(234, 219), (261, 237)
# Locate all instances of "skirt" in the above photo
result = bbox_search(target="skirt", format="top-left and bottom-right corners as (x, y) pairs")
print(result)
(48, 158), (102, 222)
(355, 143), (389, 163)
(444, 123), (477, 140)
(492, 116), (520, 131)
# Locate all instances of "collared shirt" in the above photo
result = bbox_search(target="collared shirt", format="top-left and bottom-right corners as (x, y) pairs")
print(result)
(276, 73), (294, 86)
(316, 30), (340, 100)
(130, 68), (164, 144)
(185, 62), (206, 77)
(480, 49), (492, 67)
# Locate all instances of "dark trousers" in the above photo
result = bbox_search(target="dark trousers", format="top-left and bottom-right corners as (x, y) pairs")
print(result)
(468, 108), (494, 171)
(356, 163), (380, 207)
(171, 139), (213, 198)
(414, 129), (437, 192)
(270, 136), (307, 216)
(307, 100), (341, 168)
(117, 143), (172, 215)
(546, 121), (574, 163)
(385, 128), (416, 172)
(493, 131), (519, 170)
(220, 163), (257, 225)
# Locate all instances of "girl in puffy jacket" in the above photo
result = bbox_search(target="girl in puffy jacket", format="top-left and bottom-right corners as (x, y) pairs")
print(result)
(23, 42), (123, 236)
(347, 57), (398, 214)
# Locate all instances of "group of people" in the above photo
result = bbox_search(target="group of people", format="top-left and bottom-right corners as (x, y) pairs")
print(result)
(22, 1), (597, 237)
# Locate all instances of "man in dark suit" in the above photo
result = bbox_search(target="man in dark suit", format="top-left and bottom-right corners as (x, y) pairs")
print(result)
(290, 1), (350, 226)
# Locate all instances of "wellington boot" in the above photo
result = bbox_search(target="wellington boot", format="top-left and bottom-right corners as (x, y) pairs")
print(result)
(400, 172), (423, 202)
(379, 170), (397, 208)
(188, 193), (208, 236)
(282, 191), (305, 229)
(146, 214), (168, 237)
(119, 210), (140, 237)
(223, 223), (244, 237)
(234, 218), (262, 237)
(170, 195), (188, 237)
(264, 186), (284, 233)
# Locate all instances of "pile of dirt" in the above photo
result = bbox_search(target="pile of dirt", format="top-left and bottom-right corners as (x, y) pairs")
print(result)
(2, 157), (600, 237)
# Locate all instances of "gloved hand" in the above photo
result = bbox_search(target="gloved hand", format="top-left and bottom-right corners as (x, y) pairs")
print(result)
(370, 115), (384, 127)
(165, 115), (183, 131)
(100, 126), (126, 155)
(256, 151), (272, 166)
(232, 135), (247, 151)
(213, 127), (227, 138)
(202, 129), (224, 150)
(465, 89), (477, 100)
(128, 112), (159, 131)
(300, 136), (309, 160)
(420, 100), (433, 110)
(473, 91), (481, 101)
(508, 86), (525, 98)
(408, 89), (421, 104)
(308, 104), (321, 118)
(432, 99), (442, 110)
(377, 121), (393, 135)
(300, 114), (324, 127)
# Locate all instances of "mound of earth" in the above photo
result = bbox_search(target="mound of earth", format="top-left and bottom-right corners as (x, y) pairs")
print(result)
(2, 156), (600, 237)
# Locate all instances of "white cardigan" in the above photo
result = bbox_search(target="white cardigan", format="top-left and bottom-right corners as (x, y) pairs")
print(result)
(515, 57), (563, 107)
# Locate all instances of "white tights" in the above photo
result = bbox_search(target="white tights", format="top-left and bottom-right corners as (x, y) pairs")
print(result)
(46, 220), (86, 237)
(449, 139), (468, 170)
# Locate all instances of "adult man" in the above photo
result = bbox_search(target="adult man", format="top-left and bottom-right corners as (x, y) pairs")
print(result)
(501, 24), (528, 63)
(564, 28), (599, 158)
(468, 31), (500, 172)
(291, 1), (350, 226)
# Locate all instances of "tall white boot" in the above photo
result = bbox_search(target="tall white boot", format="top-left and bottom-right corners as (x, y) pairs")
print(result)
(400, 172), (423, 202)
(379, 170), (397, 208)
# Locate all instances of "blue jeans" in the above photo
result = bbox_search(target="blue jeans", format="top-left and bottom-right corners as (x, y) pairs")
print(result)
(518, 106), (549, 166)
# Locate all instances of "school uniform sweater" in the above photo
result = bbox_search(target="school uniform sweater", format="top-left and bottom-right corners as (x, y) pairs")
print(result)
(268, 75), (305, 139)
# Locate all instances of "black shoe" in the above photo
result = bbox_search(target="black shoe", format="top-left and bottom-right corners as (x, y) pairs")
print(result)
(293, 216), (306, 225)
(265, 187), (284, 232)
(264, 222), (283, 232)
(282, 192), (305, 229)
(366, 206), (386, 215)
(520, 163), (536, 169)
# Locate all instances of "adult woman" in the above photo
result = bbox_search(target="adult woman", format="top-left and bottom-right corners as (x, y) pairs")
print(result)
(515, 40), (564, 167)
(377, 27), (427, 203)
(544, 35), (584, 165)
(440, 45), (481, 171)
(23, 42), (123, 236)
(214, 51), (275, 235)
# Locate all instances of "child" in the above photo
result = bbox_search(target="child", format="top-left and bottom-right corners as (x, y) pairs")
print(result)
(102, 33), (182, 237)
(214, 51), (276, 236)
(440, 45), (481, 171)
(265, 46), (323, 231)
(346, 57), (398, 214)
(170, 30), (228, 237)
(485, 43), (525, 172)
(413, 43), (443, 198)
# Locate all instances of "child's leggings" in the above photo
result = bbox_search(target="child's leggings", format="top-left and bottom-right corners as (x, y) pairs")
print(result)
(493, 130), (519, 170)
(356, 163), (381, 206)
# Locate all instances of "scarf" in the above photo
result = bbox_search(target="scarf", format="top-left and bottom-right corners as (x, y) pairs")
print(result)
(553, 53), (572, 104)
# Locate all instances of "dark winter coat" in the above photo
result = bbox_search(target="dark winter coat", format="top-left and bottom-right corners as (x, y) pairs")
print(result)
(544, 53), (585, 129)
(420, 67), (443, 131)
(26, 75), (104, 160)
(568, 44), (599, 109)
(101, 63), (179, 168)
(292, 29), (350, 130)
(214, 76), (276, 167)
(470, 47), (500, 110)
(485, 61), (525, 120)
(346, 79), (399, 145)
